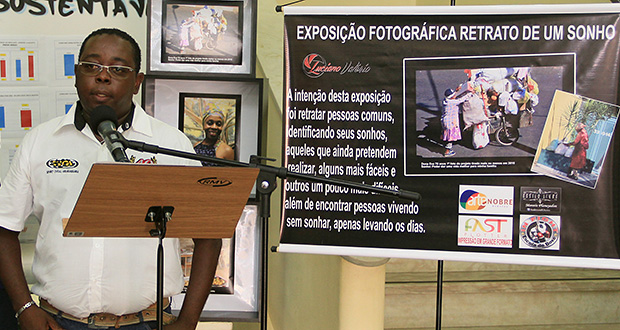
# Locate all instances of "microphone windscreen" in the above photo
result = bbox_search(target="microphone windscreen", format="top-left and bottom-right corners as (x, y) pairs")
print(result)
(90, 105), (118, 129)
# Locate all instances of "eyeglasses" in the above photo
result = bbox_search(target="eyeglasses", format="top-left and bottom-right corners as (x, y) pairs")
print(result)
(76, 61), (136, 79)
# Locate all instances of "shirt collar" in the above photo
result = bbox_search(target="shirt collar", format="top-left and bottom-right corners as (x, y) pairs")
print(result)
(54, 102), (152, 140)
(73, 102), (135, 132)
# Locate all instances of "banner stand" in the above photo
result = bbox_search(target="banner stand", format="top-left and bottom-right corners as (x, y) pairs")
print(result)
(436, 260), (444, 330)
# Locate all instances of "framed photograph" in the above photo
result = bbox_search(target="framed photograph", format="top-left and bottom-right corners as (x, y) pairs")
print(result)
(176, 204), (262, 320)
(142, 76), (264, 190)
(181, 236), (235, 295)
(178, 93), (242, 295)
(148, 0), (256, 76)
(180, 93), (241, 165)
(143, 76), (265, 319)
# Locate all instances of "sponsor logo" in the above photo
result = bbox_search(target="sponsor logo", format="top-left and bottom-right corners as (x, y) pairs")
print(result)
(130, 155), (157, 164)
(457, 215), (513, 248)
(197, 177), (232, 187)
(460, 190), (487, 211)
(46, 158), (79, 174)
(459, 185), (514, 215)
(519, 215), (560, 250)
(303, 53), (338, 78)
(46, 158), (79, 169)
(520, 187), (561, 213)
(302, 53), (370, 78)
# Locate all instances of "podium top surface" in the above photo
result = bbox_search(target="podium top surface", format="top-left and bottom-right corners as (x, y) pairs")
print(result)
(64, 163), (259, 239)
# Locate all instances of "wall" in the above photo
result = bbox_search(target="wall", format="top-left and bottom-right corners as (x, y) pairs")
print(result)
(1, 0), (614, 330)
(0, 3), (147, 60)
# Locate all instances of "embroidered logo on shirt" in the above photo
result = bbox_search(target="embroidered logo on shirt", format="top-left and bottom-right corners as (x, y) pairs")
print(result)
(130, 155), (157, 164)
(46, 159), (79, 174)
(46, 159), (79, 169)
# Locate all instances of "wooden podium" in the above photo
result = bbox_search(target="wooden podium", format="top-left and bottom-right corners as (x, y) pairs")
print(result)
(63, 162), (259, 329)
(64, 163), (259, 239)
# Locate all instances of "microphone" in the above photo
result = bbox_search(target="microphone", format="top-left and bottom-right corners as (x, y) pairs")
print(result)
(90, 105), (130, 163)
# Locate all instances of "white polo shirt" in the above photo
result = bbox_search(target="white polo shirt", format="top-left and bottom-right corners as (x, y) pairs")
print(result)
(0, 102), (199, 317)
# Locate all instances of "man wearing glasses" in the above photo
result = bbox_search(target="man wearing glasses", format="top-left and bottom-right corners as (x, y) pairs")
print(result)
(0, 28), (221, 330)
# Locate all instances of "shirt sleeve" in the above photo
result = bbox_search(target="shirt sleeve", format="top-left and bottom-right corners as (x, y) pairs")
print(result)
(0, 131), (35, 232)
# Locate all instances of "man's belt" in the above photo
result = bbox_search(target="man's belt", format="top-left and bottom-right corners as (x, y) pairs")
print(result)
(39, 298), (177, 328)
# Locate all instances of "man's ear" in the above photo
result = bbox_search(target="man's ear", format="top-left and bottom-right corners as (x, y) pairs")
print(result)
(74, 64), (79, 88)
(134, 72), (145, 94)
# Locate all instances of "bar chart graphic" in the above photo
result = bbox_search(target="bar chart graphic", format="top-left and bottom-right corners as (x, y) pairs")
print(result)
(14, 52), (37, 81)
(0, 91), (41, 132)
(0, 54), (7, 81)
(54, 39), (81, 80)
(55, 89), (78, 117)
(0, 39), (39, 83)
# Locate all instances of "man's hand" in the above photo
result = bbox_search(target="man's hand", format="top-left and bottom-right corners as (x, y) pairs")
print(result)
(168, 238), (222, 330)
(0, 228), (64, 330)
(17, 305), (65, 330)
(163, 317), (195, 330)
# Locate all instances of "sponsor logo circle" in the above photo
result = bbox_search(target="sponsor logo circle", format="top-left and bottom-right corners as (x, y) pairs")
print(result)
(520, 215), (559, 249)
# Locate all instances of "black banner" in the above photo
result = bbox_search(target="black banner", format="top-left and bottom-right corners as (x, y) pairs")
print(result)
(280, 5), (620, 269)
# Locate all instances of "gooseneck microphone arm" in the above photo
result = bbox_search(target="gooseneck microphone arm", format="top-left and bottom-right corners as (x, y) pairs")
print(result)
(122, 137), (421, 202)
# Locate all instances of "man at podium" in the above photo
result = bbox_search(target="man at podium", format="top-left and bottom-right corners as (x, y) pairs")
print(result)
(0, 28), (221, 330)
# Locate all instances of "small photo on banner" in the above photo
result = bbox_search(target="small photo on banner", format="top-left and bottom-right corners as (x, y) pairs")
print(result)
(531, 90), (620, 189)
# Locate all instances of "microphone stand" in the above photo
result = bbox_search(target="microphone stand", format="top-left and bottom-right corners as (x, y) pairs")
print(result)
(118, 137), (421, 330)
(123, 139), (421, 202)
(275, 0), (306, 13)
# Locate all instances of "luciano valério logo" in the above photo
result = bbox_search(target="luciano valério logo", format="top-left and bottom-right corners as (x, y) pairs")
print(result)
(302, 53), (371, 78)
(458, 185), (514, 215)
(303, 53), (332, 78)
(519, 215), (561, 250)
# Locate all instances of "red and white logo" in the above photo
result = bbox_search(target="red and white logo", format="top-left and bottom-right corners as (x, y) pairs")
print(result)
(519, 215), (560, 250)
(458, 215), (513, 248)
(302, 53), (341, 78)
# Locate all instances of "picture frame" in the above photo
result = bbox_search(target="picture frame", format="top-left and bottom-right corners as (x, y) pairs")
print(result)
(178, 92), (242, 296)
(176, 203), (263, 320)
(142, 76), (265, 320)
(147, 0), (256, 77)
(142, 76), (264, 192)
(179, 92), (241, 165)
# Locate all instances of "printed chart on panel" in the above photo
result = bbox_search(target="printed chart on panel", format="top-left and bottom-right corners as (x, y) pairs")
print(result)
(0, 39), (39, 83)
(0, 36), (79, 179)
